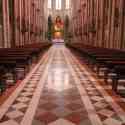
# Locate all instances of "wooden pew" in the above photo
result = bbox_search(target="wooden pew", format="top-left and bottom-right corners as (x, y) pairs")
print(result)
(0, 42), (52, 93)
(103, 61), (125, 92)
(67, 43), (125, 93)
(0, 66), (6, 93)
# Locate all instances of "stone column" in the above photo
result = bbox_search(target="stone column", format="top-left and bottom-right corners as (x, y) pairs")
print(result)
(113, 0), (120, 49)
(110, 0), (115, 48)
(28, 0), (31, 44)
(40, 0), (44, 41)
(25, 0), (29, 45)
(37, 0), (40, 43)
(119, 0), (124, 49)
(87, 0), (91, 45)
(20, 0), (23, 46)
(2, 0), (10, 48)
(23, 0), (26, 45)
(36, 1), (40, 43)
(106, 0), (112, 48)
(34, 5), (37, 43)
(100, 0), (105, 47)
(19, 0), (23, 46)
(32, 1), (35, 43)
(30, 0), (32, 43)
(9, 0), (16, 47)
(14, 0), (19, 46)
(0, 0), (4, 47)
(95, 0), (99, 46)
(62, 0), (65, 18)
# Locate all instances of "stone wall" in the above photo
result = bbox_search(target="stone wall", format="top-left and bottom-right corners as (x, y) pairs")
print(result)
(0, 0), (46, 48)
(71, 0), (125, 50)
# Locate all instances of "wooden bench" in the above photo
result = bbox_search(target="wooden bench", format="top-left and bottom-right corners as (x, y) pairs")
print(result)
(103, 61), (125, 92)
(0, 42), (52, 93)
(67, 43), (125, 93)
(0, 66), (6, 93)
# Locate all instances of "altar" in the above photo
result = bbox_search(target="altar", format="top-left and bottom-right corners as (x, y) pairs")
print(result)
(53, 16), (64, 39)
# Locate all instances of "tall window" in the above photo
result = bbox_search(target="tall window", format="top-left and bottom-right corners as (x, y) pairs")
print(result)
(48, 0), (52, 9)
(56, 0), (61, 10)
(0, 0), (2, 25)
(66, 0), (70, 9)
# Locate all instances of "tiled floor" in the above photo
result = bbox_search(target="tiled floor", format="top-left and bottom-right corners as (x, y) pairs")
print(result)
(0, 45), (125, 125)
(0, 80), (21, 106)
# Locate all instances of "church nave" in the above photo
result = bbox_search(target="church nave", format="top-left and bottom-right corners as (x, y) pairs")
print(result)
(1, 0), (125, 125)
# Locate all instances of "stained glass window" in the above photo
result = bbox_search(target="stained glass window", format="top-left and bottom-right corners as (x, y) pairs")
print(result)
(66, 0), (70, 9)
(56, 0), (61, 10)
(48, 0), (52, 9)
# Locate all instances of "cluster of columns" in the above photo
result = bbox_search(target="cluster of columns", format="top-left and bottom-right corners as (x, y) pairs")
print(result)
(0, 0), (45, 48)
(72, 0), (125, 50)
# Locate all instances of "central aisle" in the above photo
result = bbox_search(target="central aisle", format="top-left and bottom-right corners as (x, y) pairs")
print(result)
(32, 45), (92, 125)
